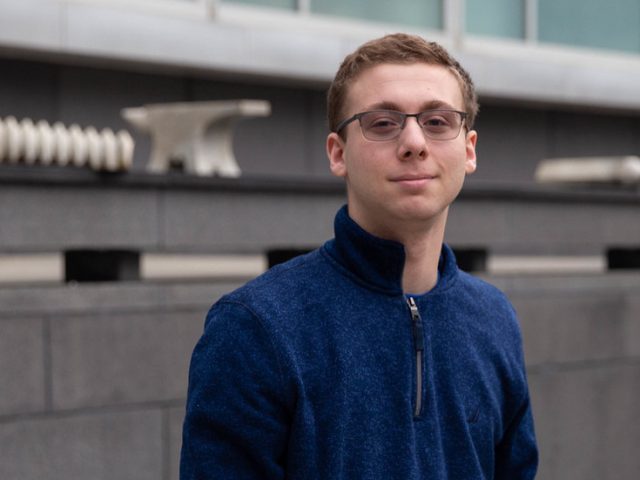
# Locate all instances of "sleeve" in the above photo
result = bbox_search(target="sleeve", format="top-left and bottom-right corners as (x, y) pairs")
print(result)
(494, 391), (538, 480)
(494, 309), (539, 480)
(180, 300), (292, 480)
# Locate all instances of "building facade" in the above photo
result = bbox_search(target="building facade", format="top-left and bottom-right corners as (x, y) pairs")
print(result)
(1, 1), (640, 479)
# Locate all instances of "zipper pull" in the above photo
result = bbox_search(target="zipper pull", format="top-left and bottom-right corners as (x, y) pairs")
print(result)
(407, 297), (424, 351)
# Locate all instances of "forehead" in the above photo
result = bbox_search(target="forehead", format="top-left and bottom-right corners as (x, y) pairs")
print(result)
(345, 62), (464, 113)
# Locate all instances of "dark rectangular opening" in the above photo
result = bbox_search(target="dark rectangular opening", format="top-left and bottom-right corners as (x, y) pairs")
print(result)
(451, 248), (488, 273)
(267, 248), (315, 268)
(65, 249), (140, 282)
(607, 248), (640, 270)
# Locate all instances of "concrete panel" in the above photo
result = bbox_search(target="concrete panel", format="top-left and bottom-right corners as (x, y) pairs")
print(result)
(0, 0), (61, 52)
(450, 196), (640, 255)
(0, 409), (163, 480)
(623, 295), (640, 356)
(0, 316), (45, 415)
(308, 88), (333, 178)
(462, 42), (640, 111)
(0, 59), (57, 121)
(507, 201), (640, 254)
(63, 2), (343, 81)
(529, 363), (640, 480)
(471, 105), (548, 184)
(549, 111), (638, 159)
(0, 281), (238, 317)
(602, 207), (640, 246)
(445, 199), (512, 249)
(0, 185), (159, 251)
(513, 293), (629, 366)
(503, 201), (607, 253)
(64, 5), (251, 73)
(50, 311), (203, 410)
(162, 189), (344, 252)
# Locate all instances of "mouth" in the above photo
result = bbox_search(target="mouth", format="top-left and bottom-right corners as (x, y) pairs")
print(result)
(389, 173), (436, 190)
(391, 173), (435, 182)
(391, 174), (435, 181)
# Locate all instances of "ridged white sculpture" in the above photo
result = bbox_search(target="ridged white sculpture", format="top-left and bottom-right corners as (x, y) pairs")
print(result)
(0, 116), (134, 172)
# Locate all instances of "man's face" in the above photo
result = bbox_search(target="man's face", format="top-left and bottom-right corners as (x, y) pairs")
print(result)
(326, 62), (477, 239)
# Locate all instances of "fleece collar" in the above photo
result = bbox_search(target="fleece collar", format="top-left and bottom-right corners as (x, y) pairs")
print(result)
(322, 205), (459, 296)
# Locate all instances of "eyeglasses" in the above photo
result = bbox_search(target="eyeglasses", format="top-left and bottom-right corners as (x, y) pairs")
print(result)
(335, 109), (468, 142)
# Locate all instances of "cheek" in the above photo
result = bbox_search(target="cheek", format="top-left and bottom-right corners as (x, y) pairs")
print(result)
(434, 143), (466, 169)
(345, 144), (381, 175)
(438, 147), (471, 188)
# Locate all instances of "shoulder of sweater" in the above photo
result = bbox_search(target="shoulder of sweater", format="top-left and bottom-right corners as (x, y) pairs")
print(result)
(221, 248), (329, 307)
(455, 269), (512, 302)
(453, 270), (520, 328)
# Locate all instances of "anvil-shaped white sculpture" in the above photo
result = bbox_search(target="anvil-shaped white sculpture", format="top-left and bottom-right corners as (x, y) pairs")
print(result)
(122, 100), (271, 177)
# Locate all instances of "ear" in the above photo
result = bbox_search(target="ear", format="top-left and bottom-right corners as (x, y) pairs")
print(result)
(326, 132), (347, 178)
(464, 129), (478, 175)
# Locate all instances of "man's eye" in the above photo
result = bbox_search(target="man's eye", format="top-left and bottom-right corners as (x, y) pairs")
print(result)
(422, 116), (450, 127)
(368, 117), (401, 129)
(372, 119), (397, 127)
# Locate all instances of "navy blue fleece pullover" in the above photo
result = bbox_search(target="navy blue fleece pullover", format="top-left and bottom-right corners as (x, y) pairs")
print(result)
(181, 206), (538, 479)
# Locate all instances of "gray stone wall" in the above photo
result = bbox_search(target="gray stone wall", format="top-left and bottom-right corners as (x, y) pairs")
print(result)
(1, 273), (640, 479)
(0, 281), (231, 480)
(500, 274), (640, 479)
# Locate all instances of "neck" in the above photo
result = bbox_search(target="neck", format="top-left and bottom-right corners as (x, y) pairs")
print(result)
(401, 226), (445, 294)
(348, 206), (449, 295)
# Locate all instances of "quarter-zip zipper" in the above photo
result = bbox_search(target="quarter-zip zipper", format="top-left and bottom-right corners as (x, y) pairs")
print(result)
(407, 296), (424, 418)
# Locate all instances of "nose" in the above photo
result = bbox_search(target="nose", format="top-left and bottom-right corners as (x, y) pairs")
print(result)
(397, 117), (427, 161)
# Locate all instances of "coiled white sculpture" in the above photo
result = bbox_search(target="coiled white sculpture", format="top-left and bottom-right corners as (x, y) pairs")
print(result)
(0, 116), (134, 172)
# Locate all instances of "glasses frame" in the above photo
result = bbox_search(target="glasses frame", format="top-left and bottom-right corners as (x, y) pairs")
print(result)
(334, 109), (468, 142)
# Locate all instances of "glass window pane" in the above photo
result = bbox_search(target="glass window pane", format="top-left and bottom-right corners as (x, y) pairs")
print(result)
(311, 0), (443, 30)
(539, 0), (640, 53)
(466, 0), (525, 39)
(223, 0), (296, 10)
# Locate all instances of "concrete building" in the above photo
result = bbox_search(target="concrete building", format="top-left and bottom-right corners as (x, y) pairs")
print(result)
(1, 1), (639, 479)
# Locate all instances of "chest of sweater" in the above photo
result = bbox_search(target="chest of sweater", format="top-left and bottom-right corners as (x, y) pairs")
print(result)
(264, 287), (506, 477)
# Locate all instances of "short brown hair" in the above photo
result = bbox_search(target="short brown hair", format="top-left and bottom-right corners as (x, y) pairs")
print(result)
(327, 33), (479, 134)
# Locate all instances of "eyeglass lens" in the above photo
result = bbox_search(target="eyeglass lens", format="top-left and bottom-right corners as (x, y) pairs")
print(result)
(360, 110), (463, 141)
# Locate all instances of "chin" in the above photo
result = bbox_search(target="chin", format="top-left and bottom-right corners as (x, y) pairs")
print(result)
(393, 198), (447, 220)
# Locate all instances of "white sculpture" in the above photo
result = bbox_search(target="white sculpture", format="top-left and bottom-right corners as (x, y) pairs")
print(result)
(121, 99), (271, 177)
(535, 156), (640, 185)
(0, 116), (134, 172)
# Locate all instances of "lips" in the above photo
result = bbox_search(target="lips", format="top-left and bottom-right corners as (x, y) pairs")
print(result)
(391, 174), (435, 182)
(389, 173), (436, 190)
(392, 173), (435, 182)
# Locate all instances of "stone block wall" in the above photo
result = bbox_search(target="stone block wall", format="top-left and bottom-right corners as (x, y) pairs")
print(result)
(499, 274), (640, 479)
(1, 273), (640, 479)
(0, 282), (235, 480)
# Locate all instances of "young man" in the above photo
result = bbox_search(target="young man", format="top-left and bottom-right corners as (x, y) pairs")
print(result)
(181, 33), (538, 479)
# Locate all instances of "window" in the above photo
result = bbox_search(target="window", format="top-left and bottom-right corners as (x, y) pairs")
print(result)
(311, 0), (443, 29)
(223, 0), (296, 10)
(538, 0), (640, 53)
(466, 0), (525, 39)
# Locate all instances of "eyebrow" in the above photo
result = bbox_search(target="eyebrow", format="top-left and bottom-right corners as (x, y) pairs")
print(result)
(364, 100), (458, 112)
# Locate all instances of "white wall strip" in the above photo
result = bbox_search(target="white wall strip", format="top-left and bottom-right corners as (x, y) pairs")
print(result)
(488, 255), (606, 275)
(0, 252), (609, 284)
(0, 254), (64, 283)
(140, 253), (268, 280)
